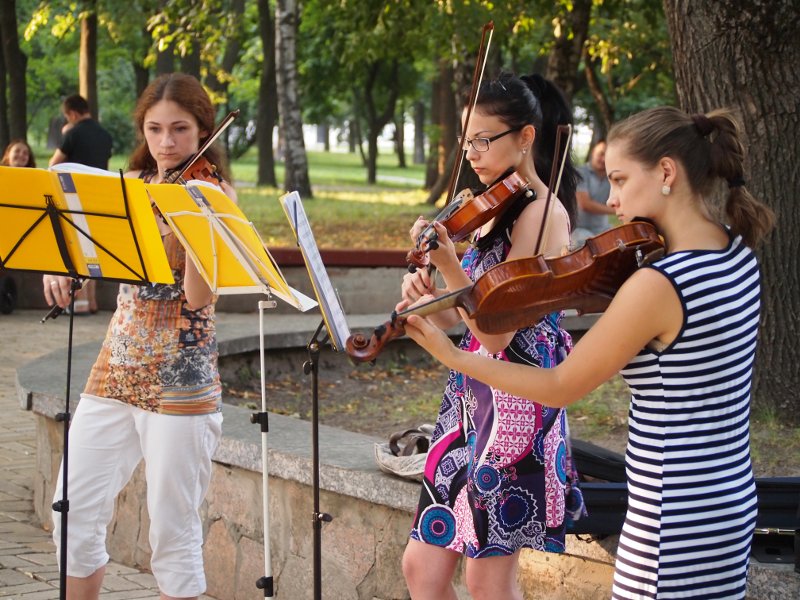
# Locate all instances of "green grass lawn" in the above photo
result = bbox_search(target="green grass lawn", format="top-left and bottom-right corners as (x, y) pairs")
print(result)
(229, 149), (433, 248)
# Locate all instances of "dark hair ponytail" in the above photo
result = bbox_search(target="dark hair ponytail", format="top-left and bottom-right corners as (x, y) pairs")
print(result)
(520, 74), (578, 226)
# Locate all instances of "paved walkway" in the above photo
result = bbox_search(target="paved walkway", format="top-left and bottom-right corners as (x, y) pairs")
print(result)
(0, 309), (223, 599)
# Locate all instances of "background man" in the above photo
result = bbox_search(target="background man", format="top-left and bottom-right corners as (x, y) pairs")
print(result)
(572, 139), (614, 246)
(49, 94), (113, 314)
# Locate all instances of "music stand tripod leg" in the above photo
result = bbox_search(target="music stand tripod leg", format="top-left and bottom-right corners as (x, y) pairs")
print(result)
(303, 320), (333, 600)
(251, 299), (276, 598)
(46, 277), (82, 600)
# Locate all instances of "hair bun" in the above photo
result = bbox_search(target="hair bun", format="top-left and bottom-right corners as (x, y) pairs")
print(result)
(691, 113), (714, 137)
(520, 73), (548, 99)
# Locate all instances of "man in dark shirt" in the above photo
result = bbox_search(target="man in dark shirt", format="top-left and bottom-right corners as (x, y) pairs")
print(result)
(48, 95), (113, 313)
(48, 94), (112, 170)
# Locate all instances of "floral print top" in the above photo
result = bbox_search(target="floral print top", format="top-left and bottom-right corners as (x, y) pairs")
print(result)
(83, 230), (221, 415)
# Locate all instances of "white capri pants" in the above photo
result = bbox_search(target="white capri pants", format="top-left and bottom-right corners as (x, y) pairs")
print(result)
(52, 394), (222, 597)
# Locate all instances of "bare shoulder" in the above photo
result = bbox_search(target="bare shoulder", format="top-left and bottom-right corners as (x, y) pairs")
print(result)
(510, 197), (570, 257)
(560, 264), (681, 383)
(605, 265), (682, 347)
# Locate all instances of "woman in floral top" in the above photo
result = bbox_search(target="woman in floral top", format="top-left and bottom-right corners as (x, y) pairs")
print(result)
(43, 72), (236, 600)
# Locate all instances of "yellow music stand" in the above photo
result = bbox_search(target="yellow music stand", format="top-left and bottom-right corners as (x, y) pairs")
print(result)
(0, 164), (175, 600)
(145, 180), (315, 311)
(0, 166), (173, 283)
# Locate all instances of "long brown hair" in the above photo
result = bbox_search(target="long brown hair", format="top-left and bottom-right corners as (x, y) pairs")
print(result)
(128, 73), (230, 181)
(607, 106), (774, 247)
(1, 139), (36, 168)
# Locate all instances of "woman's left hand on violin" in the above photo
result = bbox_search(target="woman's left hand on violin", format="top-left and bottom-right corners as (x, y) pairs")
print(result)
(422, 221), (459, 269)
(399, 270), (435, 310)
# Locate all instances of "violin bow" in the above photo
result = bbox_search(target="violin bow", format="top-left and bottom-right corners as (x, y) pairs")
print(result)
(412, 23), (493, 278)
(444, 21), (494, 206)
(165, 109), (240, 184)
(533, 123), (572, 256)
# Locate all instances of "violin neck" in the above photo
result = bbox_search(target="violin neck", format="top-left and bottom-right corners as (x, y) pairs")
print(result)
(397, 286), (468, 319)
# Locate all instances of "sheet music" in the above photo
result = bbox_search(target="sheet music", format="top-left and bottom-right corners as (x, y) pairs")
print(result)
(146, 182), (316, 311)
(280, 191), (351, 351)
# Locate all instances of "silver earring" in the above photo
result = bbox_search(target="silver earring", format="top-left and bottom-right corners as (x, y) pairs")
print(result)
(522, 147), (527, 154)
(661, 185), (671, 196)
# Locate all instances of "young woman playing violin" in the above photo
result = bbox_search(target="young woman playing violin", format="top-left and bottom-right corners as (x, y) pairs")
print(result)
(399, 72), (586, 600)
(42, 72), (235, 600)
(405, 106), (775, 599)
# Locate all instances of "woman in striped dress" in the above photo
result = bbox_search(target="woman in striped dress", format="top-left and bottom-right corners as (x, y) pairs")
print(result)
(403, 105), (775, 599)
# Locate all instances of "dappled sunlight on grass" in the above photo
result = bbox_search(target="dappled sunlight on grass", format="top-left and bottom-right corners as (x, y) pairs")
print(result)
(236, 183), (434, 249)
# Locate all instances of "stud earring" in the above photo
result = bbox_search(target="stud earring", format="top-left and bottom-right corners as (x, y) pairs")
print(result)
(661, 185), (671, 196)
(522, 147), (527, 154)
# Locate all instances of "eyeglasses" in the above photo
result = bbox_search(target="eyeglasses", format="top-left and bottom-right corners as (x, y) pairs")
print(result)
(457, 127), (521, 152)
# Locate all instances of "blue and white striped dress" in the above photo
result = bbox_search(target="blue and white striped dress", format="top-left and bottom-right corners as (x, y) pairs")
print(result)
(613, 234), (759, 599)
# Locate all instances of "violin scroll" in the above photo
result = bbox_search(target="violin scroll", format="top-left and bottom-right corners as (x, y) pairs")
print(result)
(345, 317), (407, 363)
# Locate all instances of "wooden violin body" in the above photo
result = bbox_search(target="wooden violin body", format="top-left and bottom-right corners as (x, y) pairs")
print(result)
(166, 155), (223, 185)
(347, 220), (665, 362)
(465, 219), (664, 334)
(407, 170), (531, 269)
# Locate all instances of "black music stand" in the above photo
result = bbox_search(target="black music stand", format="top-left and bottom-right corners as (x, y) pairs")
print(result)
(0, 166), (173, 600)
(280, 191), (352, 600)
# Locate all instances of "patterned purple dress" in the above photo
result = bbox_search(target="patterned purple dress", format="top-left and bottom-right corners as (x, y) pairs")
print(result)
(410, 232), (585, 557)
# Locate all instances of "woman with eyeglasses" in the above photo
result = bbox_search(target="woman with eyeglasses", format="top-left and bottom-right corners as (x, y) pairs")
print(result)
(398, 72), (584, 600)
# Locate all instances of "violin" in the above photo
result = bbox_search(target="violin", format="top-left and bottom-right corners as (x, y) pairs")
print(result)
(164, 109), (239, 185)
(346, 220), (666, 362)
(406, 170), (533, 270)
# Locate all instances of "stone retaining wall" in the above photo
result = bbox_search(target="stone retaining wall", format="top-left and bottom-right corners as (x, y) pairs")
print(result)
(30, 402), (619, 600)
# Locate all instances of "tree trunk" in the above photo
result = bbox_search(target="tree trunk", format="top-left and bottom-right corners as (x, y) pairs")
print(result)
(155, 42), (175, 75)
(583, 47), (613, 136)
(0, 34), (8, 150)
(0, 0), (26, 141)
(207, 0), (245, 100)
(663, 0), (800, 423)
(413, 99), (425, 165)
(133, 60), (149, 100)
(256, 0), (278, 187)
(426, 60), (456, 204)
(180, 43), (201, 80)
(275, 0), (311, 197)
(394, 101), (406, 168)
(79, 4), (98, 118)
(363, 59), (400, 184)
(424, 71), (442, 189)
(545, 0), (592, 102)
